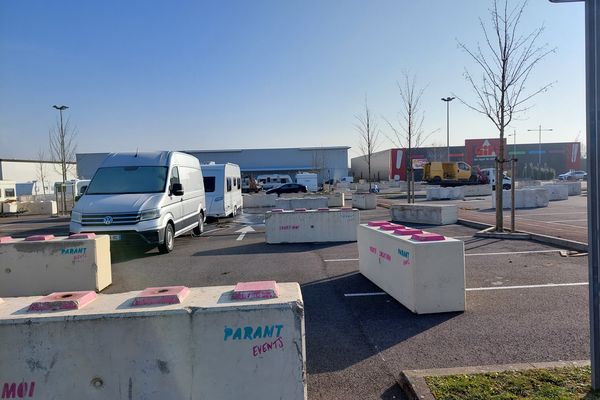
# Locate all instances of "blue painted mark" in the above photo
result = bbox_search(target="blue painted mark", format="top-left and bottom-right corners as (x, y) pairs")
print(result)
(61, 247), (87, 255)
(224, 324), (284, 341)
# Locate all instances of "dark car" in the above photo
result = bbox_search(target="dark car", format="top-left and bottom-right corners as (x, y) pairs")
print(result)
(266, 183), (308, 195)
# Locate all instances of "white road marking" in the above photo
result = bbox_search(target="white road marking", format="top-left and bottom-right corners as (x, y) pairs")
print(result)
(203, 227), (226, 234)
(235, 226), (255, 241)
(324, 258), (360, 262)
(466, 249), (563, 257)
(546, 219), (588, 223)
(467, 282), (588, 291)
(344, 292), (387, 297)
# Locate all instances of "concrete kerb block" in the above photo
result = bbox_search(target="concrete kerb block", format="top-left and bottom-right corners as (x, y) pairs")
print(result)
(0, 234), (112, 297)
(541, 184), (569, 201)
(0, 283), (307, 399)
(462, 184), (492, 197)
(352, 193), (377, 210)
(491, 188), (549, 209)
(426, 186), (464, 201)
(391, 204), (458, 225)
(563, 181), (582, 195)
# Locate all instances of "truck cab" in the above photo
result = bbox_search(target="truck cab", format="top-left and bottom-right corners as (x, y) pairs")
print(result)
(424, 162), (475, 184)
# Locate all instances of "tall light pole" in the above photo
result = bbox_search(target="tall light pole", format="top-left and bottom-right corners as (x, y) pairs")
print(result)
(527, 125), (553, 167)
(52, 105), (69, 213)
(441, 97), (455, 161)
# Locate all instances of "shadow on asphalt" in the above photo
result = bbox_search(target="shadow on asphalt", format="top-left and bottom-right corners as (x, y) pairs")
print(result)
(301, 272), (460, 375)
(5, 224), (70, 238)
(191, 241), (345, 256)
(463, 237), (503, 251)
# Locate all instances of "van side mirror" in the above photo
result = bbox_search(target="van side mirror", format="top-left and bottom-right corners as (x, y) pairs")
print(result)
(171, 183), (184, 196)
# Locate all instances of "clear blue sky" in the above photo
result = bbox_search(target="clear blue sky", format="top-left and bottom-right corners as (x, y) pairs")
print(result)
(0, 0), (585, 160)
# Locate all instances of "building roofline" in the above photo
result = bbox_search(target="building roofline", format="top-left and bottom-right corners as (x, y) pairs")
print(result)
(185, 146), (351, 153)
(0, 158), (76, 164)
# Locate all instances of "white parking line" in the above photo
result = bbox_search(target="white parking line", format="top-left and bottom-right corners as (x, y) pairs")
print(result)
(466, 249), (562, 257)
(324, 258), (359, 262)
(466, 282), (588, 291)
(344, 292), (387, 297)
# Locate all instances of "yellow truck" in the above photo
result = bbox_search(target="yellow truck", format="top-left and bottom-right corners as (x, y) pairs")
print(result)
(423, 161), (480, 185)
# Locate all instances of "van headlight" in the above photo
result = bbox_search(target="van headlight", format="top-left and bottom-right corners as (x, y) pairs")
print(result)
(140, 209), (161, 221)
(71, 211), (82, 223)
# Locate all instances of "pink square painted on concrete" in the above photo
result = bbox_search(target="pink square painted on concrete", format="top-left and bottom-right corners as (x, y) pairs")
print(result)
(28, 291), (98, 312)
(394, 228), (423, 236)
(232, 281), (280, 300)
(318, 208), (330, 211)
(271, 209), (284, 213)
(411, 232), (445, 242)
(379, 224), (404, 231)
(25, 234), (55, 241)
(0, 236), (13, 243)
(132, 286), (190, 306)
(294, 208), (307, 212)
(368, 220), (390, 227)
(67, 233), (96, 240)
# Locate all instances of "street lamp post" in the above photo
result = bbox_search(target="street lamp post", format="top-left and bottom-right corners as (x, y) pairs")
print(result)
(441, 97), (455, 161)
(52, 105), (69, 214)
(527, 125), (553, 168)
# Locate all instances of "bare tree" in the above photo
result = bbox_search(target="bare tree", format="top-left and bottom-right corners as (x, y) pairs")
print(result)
(49, 111), (77, 212)
(457, 0), (554, 231)
(385, 73), (434, 203)
(36, 148), (48, 196)
(355, 97), (380, 190)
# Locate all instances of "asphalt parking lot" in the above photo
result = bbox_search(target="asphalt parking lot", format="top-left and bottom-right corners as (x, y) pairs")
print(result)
(0, 208), (590, 399)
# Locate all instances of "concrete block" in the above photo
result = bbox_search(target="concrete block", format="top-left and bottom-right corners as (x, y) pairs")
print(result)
(242, 194), (278, 208)
(358, 224), (465, 314)
(491, 188), (549, 209)
(2, 203), (18, 213)
(426, 186), (464, 200)
(391, 204), (458, 225)
(515, 180), (542, 189)
(327, 192), (345, 207)
(541, 184), (569, 201)
(461, 185), (492, 197)
(352, 193), (377, 210)
(0, 234), (112, 297)
(265, 208), (359, 243)
(561, 181), (582, 196)
(18, 200), (58, 215)
(0, 283), (306, 399)
(275, 197), (328, 210)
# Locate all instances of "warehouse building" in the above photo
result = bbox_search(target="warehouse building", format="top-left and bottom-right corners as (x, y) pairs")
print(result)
(351, 139), (582, 181)
(0, 158), (77, 195)
(76, 146), (350, 184)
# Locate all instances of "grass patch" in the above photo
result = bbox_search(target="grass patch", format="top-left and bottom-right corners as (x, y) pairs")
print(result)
(425, 366), (600, 399)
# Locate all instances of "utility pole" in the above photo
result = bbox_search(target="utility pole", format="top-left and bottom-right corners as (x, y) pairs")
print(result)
(527, 125), (553, 168)
(52, 104), (69, 214)
(441, 97), (455, 161)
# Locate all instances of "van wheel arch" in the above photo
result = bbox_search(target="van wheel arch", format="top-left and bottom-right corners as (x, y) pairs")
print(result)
(158, 221), (175, 254)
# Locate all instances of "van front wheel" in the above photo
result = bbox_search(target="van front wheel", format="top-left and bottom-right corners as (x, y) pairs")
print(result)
(158, 223), (174, 254)
(193, 213), (204, 236)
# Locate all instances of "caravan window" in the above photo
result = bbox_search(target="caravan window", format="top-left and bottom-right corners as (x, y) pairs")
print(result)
(232, 177), (237, 187)
(203, 177), (216, 193)
(4, 188), (15, 197)
(227, 178), (232, 192)
(237, 177), (241, 188)
(280, 178), (288, 183)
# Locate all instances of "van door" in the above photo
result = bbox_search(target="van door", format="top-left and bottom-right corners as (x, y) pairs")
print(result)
(167, 167), (184, 232)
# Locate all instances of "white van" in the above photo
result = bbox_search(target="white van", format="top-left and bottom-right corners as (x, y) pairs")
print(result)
(70, 151), (206, 254)
(256, 174), (293, 191)
(201, 163), (243, 218)
(295, 172), (318, 192)
(480, 168), (512, 190)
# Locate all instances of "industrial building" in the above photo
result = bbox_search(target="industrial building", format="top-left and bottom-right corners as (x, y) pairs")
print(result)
(351, 139), (582, 181)
(76, 146), (350, 184)
(0, 158), (77, 195)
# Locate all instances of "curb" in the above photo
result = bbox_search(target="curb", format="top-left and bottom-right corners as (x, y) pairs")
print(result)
(399, 360), (590, 400)
(457, 219), (588, 253)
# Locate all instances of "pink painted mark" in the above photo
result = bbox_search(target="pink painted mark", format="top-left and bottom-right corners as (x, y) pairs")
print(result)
(379, 224), (404, 231)
(67, 233), (96, 240)
(132, 286), (190, 306)
(317, 207), (330, 211)
(271, 209), (284, 213)
(232, 280), (279, 300)
(294, 208), (307, 212)
(412, 232), (445, 242)
(367, 220), (390, 227)
(25, 234), (55, 241)
(28, 291), (97, 312)
(0, 236), (13, 243)
(394, 228), (423, 236)
(341, 207), (354, 211)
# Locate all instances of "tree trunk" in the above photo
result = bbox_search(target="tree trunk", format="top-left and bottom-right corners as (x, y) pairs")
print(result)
(495, 133), (505, 231)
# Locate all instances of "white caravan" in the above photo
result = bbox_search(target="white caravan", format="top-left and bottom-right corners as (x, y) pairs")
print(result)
(295, 172), (318, 192)
(0, 180), (16, 202)
(201, 163), (243, 218)
(256, 174), (293, 190)
(70, 151), (206, 254)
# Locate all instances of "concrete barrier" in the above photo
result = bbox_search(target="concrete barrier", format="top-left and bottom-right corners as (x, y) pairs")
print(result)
(426, 186), (464, 200)
(242, 194), (278, 208)
(352, 193), (377, 210)
(2, 202), (17, 213)
(358, 223), (465, 314)
(491, 188), (549, 209)
(541, 184), (569, 201)
(0, 234), (112, 297)
(18, 200), (58, 215)
(265, 208), (359, 243)
(515, 180), (542, 189)
(327, 192), (345, 207)
(391, 204), (458, 225)
(462, 185), (492, 197)
(0, 283), (306, 399)
(558, 181), (582, 196)
(275, 197), (328, 210)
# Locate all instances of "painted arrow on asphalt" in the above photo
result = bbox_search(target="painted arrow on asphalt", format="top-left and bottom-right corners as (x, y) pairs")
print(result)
(235, 226), (255, 241)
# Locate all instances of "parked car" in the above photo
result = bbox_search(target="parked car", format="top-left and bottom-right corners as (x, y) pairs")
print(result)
(265, 183), (308, 195)
(558, 170), (587, 181)
(480, 168), (512, 190)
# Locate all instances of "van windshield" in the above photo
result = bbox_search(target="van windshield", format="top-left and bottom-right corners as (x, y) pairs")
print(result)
(86, 166), (168, 194)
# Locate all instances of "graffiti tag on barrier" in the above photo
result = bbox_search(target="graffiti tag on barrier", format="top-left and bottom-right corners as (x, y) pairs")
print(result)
(1, 381), (35, 399)
(398, 249), (411, 266)
(279, 225), (300, 231)
(223, 324), (285, 357)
